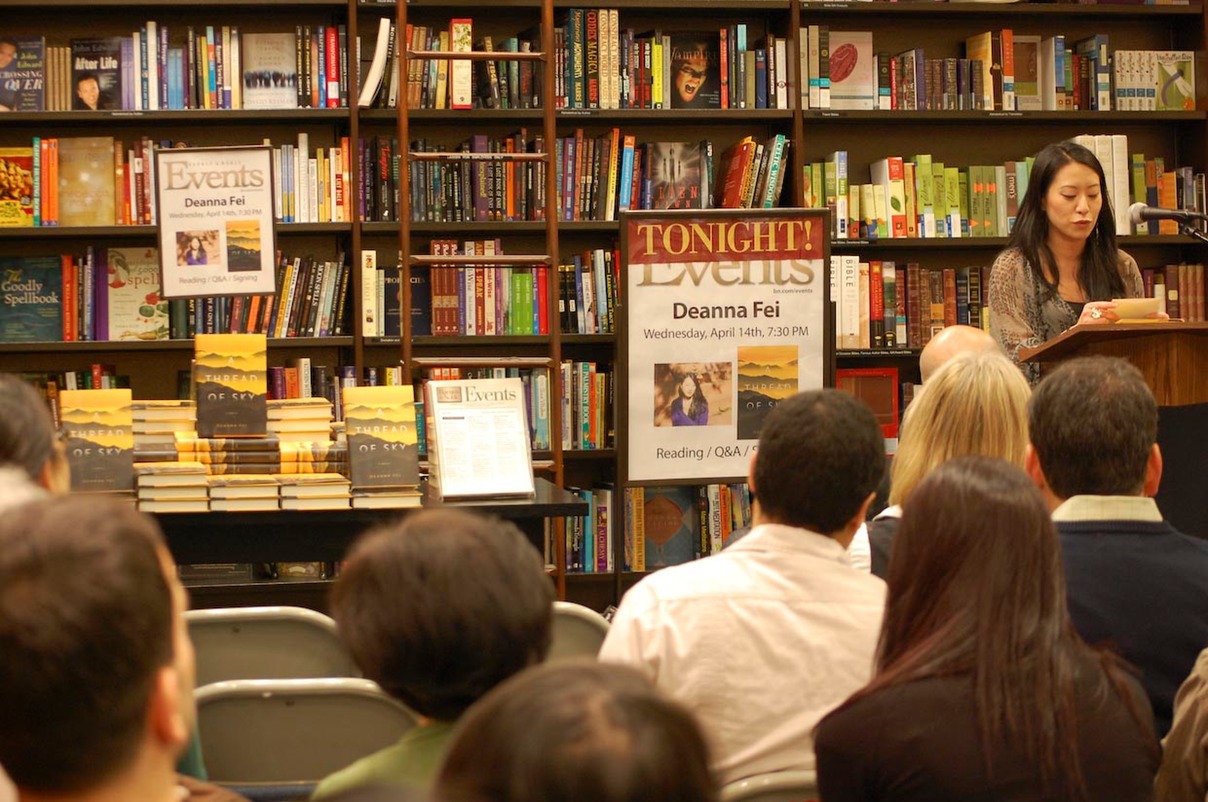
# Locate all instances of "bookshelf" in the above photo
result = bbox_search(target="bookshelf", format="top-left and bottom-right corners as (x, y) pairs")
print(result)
(1, 0), (1205, 605)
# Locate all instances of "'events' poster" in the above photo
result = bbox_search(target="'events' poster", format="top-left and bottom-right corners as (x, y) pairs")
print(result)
(622, 211), (828, 483)
(155, 146), (276, 298)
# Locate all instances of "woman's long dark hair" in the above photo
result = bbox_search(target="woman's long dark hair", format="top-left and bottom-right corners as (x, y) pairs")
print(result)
(1008, 141), (1126, 302)
(850, 456), (1152, 800)
(679, 373), (707, 421)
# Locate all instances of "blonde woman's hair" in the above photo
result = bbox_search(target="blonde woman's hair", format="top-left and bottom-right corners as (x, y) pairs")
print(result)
(888, 350), (1031, 507)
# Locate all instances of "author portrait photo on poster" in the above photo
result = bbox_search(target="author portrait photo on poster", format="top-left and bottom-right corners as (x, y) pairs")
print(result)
(654, 362), (731, 428)
(176, 231), (218, 267)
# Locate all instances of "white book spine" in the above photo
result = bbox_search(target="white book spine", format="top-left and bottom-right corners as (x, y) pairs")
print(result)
(360, 249), (379, 337)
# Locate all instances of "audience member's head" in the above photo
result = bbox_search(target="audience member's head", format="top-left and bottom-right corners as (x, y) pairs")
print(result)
(1027, 356), (1159, 505)
(872, 456), (1149, 799)
(436, 661), (717, 802)
(752, 389), (885, 539)
(889, 350), (1030, 507)
(0, 497), (193, 799)
(332, 510), (554, 722)
(919, 324), (1000, 383)
(0, 373), (68, 496)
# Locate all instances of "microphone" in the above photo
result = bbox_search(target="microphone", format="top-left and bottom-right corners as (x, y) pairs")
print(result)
(1128, 202), (1208, 225)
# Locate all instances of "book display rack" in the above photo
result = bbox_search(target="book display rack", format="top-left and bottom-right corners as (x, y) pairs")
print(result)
(2, 0), (1205, 608)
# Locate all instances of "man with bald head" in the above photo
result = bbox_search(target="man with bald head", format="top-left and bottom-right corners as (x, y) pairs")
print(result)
(919, 324), (1000, 382)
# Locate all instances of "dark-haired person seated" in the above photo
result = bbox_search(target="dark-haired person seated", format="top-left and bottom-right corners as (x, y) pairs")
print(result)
(601, 390), (887, 783)
(435, 662), (717, 802)
(0, 496), (249, 802)
(311, 510), (554, 799)
(1155, 647), (1208, 802)
(0, 373), (69, 511)
(816, 457), (1159, 802)
(1027, 356), (1208, 736)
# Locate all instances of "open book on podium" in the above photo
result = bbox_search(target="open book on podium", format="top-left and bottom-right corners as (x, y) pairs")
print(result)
(423, 377), (536, 500)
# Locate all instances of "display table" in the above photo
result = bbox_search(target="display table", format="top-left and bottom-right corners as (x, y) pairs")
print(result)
(155, 479), (588, 610)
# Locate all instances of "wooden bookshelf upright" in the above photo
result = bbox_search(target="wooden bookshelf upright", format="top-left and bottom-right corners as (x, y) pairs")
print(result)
(1, 0), (1204, 607)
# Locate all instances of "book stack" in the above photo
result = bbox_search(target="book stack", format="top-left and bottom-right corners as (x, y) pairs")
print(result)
(342, 385), (422, 509)
(206, 474), (280, 512)
(277, 473), (352, 510)
(132, 400), (197, 454)
(135, 461), (209, 513)
(266, 398), (335, 443)
(279, 440), (349, 477)
(175, 434), (284, 475)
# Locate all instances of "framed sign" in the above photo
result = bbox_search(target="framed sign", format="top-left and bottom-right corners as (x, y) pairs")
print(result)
(155, 145), (277, 299)
(619, 209), (831, 484)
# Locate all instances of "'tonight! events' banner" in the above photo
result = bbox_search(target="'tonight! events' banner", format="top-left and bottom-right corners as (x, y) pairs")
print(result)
(621, 210), (829, 483)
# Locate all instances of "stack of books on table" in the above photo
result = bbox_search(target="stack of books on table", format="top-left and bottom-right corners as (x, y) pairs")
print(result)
(135, 461), (209, 513)
(175, 433), (285, 475)
(132, 400), (197, 455)
(342, 385), (422, 510)
(266, 398), (336, 444)
(207, 474), (280, 512)
(278, 440), (350, 476)
(277, 473), (353, 510)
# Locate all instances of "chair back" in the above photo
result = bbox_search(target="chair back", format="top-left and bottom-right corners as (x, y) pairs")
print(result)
(196, 678), (417, 784)
(548, 600), (611, 660)
(186, 606), (357, 686)
(720, 771), (819, 802)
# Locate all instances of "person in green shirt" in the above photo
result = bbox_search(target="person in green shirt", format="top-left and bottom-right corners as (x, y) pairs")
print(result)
(312, 509), (555, 799)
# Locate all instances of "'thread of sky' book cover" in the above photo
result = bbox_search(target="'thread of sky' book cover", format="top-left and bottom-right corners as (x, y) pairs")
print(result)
(240, 32), (299, 110)
(70, 37), (123, 111)
(194, 333), (268, 437)
(0, 257), (61, 342)
(342, 385), (420, 490)
(641, 485), (698, 568)
(736, 345), (799, 441)
(647, 142), (705, 210)
(60, 388), (134, 492)
(0, 35), (45, 112)
(668, 33), (721, 110)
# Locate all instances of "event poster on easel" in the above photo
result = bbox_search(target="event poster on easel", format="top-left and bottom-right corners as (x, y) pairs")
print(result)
(155, 146), (277, 299)
(621, 210), (829, 483)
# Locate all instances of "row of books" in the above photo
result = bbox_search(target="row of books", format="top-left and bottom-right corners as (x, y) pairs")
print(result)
(0, 249), (350, 343)
(0, 134), (361, 228)
(800, 27), (1195, 113)
(622, 483), (754, 573)
(4, 28), (349, 114)
(406, 133), (545, 224)
(829, 257), (1208, 354)
(423, 240), (551, 338)
(555, 14), (790, 111)
(830, 257), (988, 351)
(359, 19), (542, 112)
(806, 136), (1203, 240)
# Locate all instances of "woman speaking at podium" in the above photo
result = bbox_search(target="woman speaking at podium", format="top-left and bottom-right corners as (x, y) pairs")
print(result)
(988, 141), (1147, 382)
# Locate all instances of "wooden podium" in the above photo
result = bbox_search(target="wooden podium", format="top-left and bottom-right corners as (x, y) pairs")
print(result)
(1021, 321), (1208, 538)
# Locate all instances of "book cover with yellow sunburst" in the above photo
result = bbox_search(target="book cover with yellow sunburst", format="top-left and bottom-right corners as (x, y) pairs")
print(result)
(342, 385), (419, 490)
(194, 333), (268, 437)
(736, 345), (799, 441)
(60, 388), (134, 492)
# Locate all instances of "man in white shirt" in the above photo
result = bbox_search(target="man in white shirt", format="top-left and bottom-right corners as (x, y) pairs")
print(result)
(600, 389), (888, 784)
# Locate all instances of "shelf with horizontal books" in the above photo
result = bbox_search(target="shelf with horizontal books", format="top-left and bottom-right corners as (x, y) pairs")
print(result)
(798, 2), (1202, 17)
(805, 110), (1208, 123)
